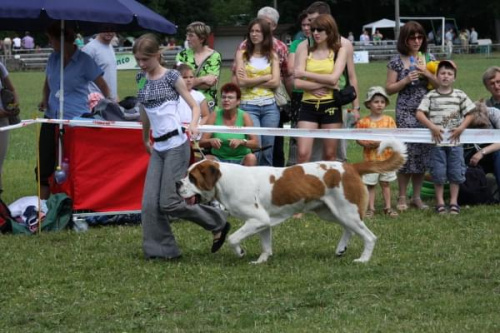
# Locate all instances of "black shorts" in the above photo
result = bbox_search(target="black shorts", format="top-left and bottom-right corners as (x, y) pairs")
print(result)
(35, 123), (58, 186)
(298, 99), (342, 124)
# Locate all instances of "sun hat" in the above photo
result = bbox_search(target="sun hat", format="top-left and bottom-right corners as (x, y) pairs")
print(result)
(437, 60), (457, 76)
(364, 86), (390, 108)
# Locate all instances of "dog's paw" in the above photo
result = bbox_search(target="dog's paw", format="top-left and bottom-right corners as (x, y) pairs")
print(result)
(353, 257), (370, 263)
(250, 253), (272, 264)
(335, 247), (347, 257)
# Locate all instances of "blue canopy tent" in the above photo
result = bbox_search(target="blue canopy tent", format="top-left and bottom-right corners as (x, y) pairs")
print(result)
(0, 0), (177, 167)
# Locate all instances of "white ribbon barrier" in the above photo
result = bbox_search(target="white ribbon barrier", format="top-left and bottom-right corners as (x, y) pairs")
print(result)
(2, 118), (500, 144)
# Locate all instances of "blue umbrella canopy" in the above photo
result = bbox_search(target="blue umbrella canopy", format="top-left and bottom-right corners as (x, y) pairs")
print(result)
(0, 0), (177, 34)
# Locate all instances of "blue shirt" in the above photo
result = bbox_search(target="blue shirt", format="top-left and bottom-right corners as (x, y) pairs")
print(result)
(45, 49), (103, 119)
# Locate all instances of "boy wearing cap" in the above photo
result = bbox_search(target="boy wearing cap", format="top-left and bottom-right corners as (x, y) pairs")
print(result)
(356, 86), (398, 218)
(416, 60), (476, 214)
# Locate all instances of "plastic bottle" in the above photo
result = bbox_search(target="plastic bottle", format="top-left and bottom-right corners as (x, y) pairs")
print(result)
(409, 56), (418, 85)
(61, 158), (69, 177)
(54, 166), (67, 184)
(346, 110), (356, 128)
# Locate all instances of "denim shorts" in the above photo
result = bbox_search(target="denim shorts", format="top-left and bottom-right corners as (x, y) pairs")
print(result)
(429, 146), (466, 184)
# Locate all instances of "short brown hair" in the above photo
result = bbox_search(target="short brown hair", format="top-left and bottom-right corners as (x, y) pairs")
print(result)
(397, 21), (428, 55)
(186, 21), (211, 46)
(306, 1), (331, 15)
(220, 83), (241, 100)
(482, 66), (500, 87)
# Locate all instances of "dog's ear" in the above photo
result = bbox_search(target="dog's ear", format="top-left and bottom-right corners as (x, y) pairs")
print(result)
(469, 99), (490, 129)
(196, 162), (221, 191)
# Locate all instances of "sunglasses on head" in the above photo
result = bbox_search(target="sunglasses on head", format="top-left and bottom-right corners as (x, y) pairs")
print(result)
(408, 35), (424, 41)
(311, 27), (325, 33)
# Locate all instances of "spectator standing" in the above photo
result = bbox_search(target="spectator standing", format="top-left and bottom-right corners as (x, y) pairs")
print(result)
(37, 23), (110, 200)
(286, 10), (310, 165)
(0, 60), (19, 198)
(82, 32), (118, 101)
(469, 27), (478, 53)
(459, 29), (469, 53)
(232, 7), (292, 167)
(12, 35), (21, 52)
(347, 32), (355, 43)
(3, 37), (12, 57)
(356, 86), (398, 218)
(416, 60), (475, 214)
(133, 34), (230, 260)
(234, 17), (280, 166)
(294, 14), (347, 162)
(74, 34), (84, 49)
(296, 1), (361, 162)
(445, 28), (454, 56)
(360, 30), (370, 45)
(175, 21), (221, 112)
(373, 30), (383, 45)
(385, 21), (439, 211)
(21, 31), (35, 50)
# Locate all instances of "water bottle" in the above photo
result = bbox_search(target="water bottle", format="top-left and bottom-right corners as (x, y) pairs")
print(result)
(409, 56), (418, 85)
(54, 166), (68, 184)
(346, 110), (356, 128)
(62, 158), (70, 178)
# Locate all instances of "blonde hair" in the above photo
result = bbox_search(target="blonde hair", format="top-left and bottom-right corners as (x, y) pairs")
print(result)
(186, 21), (211, 46)
(132, 33), (165, 65)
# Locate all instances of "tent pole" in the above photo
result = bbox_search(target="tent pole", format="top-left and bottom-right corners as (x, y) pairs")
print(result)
(58, 20), (65, 168)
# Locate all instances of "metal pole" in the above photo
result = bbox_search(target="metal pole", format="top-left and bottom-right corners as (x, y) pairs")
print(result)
(395, 0), (400, 40)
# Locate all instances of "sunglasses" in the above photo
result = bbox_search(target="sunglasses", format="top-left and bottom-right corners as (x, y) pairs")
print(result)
(408, 35), (424, 41)
(311, 27), (325, 33)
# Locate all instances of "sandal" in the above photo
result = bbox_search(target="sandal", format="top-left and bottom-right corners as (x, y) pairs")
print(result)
(365, 209), (375, 218)
(383, 208), (399, 218)
(410, 198), (429, 210)
(211, 222), (231, 253)
(449, 204), (460, 215)
(396, 196), (408, 211)
(435, 204), (447, 214)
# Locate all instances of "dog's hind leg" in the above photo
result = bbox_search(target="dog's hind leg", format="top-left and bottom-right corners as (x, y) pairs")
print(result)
(251, 227), (273, 264)
(314, 206), (353, 256)
(322, 199), (377, 263)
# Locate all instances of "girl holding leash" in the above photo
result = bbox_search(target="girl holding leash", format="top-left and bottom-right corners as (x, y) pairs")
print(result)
(134, 34), (230, 260)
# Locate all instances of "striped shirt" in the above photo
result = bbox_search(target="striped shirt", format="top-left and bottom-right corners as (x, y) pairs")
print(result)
(418, 89), (475, 129)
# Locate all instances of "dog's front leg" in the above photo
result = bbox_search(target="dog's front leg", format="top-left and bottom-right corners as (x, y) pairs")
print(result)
(251, 227), (273, 264)
(228, 217), (269, 261)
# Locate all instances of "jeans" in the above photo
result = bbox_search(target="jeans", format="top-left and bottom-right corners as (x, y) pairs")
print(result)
(241, 102), (280, 166)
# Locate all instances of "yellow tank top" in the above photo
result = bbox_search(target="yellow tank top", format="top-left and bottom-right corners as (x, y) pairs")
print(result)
(241, 56), (274, 103)
(302, 51), (335, 101)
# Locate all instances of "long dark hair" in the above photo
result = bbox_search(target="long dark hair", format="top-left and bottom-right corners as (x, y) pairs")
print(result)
(397, 21), (428, 55)
(309, 14), (341, 53)
(244, 18), (273, 62)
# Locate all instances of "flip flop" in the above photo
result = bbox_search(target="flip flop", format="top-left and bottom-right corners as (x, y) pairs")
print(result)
(211, 222), (231, 253)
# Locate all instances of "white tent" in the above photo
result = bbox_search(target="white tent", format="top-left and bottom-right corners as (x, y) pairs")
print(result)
(363, 18), (405, 35)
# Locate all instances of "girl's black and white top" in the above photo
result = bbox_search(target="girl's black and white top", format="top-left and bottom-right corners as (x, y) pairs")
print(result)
(136, 69), (186, 151)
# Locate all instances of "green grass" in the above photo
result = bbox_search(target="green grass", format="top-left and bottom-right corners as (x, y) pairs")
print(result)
(1, 54), (500, 332)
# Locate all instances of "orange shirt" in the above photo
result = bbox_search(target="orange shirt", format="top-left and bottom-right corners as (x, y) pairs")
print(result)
(356, 115), (397, 162)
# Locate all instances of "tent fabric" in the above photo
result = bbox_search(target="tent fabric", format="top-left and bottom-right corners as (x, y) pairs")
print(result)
(0, 0), (176, 34)
(51, 126), (150, 212)
(363, 18), (405, 35)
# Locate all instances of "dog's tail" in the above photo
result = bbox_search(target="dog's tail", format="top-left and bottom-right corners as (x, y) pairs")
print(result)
(352, 140), (407, 176)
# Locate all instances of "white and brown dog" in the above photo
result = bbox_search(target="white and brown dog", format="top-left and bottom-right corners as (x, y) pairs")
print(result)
(178, 140), (406, 264)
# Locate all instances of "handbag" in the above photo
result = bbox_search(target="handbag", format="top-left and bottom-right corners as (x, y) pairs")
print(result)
(0, 87), (20, 125)
(0, 75), (20, 125)
(333, 52), (357, 107)
(274, 81), (290, 107)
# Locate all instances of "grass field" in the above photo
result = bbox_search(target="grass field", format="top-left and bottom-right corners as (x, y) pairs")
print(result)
(1, 54), (500, 332)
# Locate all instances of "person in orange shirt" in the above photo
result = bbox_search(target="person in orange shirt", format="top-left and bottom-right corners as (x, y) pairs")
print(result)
(356, 86), (398, 218)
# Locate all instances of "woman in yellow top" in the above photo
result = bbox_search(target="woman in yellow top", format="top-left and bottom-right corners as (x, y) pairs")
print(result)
(235, 18), (280, 166)
(294, 14), (347, 162)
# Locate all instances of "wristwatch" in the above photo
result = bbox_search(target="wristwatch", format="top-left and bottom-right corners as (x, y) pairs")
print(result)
(480, 149), (487, 156)
(242, 139), (248, 146)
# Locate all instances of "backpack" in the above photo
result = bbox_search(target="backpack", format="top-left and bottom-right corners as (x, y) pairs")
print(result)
(92, 97), (141, 121)
(0, 198), (14, 233)
(458, 166), (495, 205)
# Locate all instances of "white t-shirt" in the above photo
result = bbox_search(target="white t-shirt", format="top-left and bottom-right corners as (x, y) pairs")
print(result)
(178, 89), (205, 124)
(82, 39), (117, 99)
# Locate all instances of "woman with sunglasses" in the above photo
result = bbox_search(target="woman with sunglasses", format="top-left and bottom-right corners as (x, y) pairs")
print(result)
(234, 18), (280, 166)
(386, 21), (439, 211)
(293, 14), (347, 162)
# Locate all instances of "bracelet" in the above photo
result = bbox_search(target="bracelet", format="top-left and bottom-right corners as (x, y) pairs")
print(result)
(352, 107), (361, 111)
